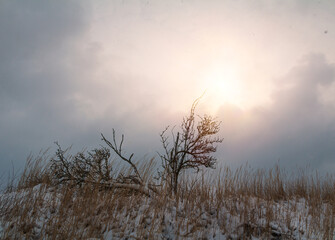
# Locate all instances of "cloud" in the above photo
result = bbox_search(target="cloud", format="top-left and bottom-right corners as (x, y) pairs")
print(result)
(0, 0), (176, 178)
(1, 0), (335, 184)
(0, 0), (94, 175)
(218, 53), (335, 171)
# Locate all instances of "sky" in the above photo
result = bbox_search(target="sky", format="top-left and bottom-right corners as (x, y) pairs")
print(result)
(1, 0), (335, 182)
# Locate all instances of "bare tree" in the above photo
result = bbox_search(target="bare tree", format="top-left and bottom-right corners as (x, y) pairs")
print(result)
(51, 142), (113, 186)
(51, 132), (158, 197)
(50, 98), (222, 197)
(158, 98), (223, 194)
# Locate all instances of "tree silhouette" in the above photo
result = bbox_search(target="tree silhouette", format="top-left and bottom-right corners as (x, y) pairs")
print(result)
(159, 98), (223, 194)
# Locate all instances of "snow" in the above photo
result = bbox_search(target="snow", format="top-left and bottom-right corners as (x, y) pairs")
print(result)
(1, 186), (334, 239)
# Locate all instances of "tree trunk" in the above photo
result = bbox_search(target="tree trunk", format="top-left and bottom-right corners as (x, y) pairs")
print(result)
(173, 173), (178, 195)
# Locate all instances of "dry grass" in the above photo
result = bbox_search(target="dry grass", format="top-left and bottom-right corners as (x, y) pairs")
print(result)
(1, 154), (335, 239)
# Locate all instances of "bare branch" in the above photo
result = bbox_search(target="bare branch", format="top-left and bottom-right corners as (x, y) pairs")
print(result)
(101, 131), (142, 183)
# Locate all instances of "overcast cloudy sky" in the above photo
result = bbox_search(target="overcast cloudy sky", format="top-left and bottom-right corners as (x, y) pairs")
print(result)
(1, 0), (335, 182)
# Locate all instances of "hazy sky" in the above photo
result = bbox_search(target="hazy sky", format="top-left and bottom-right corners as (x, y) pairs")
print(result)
(1, 0), (335, 181)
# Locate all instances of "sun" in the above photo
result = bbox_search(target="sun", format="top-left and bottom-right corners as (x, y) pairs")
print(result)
(202, 64), (244, 109)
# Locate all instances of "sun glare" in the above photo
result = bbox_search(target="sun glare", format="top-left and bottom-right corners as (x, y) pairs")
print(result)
(202, 64), (244, 109)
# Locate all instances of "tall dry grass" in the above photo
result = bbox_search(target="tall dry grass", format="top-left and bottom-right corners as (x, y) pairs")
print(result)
(1, 153), (335, 239)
